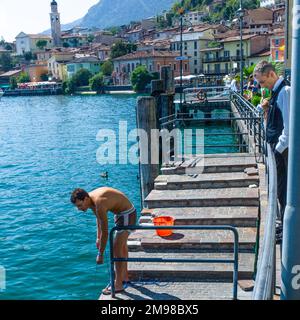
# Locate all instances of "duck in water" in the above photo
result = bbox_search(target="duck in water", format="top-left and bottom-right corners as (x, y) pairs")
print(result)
(100, 171), (108, 179)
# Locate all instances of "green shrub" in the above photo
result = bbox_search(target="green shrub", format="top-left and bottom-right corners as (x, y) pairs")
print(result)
(251, 94), (261, 107)
(131, 66), (159, 92)
(89, 73), (104, 92)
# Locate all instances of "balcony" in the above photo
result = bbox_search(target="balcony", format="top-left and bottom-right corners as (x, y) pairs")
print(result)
(203, 69), (230, 75)
(202, 56), (231, 63)
(202, 56), (246, 63)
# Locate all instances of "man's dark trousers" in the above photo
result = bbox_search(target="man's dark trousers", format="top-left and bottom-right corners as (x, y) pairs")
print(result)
(274, 147), (289, 222)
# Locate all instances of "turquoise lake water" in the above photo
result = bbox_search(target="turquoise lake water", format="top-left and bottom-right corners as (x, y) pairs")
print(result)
(0, 95), (237, 300)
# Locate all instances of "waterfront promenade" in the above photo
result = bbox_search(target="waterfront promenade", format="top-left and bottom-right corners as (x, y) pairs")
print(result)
(99, 74), (270, 300)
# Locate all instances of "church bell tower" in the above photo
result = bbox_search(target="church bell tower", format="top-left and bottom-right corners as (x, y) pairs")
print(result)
(50, 0), (61, 47)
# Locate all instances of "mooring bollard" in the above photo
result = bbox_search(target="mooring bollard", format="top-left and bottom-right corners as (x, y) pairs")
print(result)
(136, 96), (160, 207)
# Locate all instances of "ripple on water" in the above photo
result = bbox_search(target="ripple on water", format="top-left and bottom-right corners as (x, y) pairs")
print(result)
(0, 95), (141, 300)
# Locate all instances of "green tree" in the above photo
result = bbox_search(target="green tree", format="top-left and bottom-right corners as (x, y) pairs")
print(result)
(36, 40), (48, 50)
(64, 78), (76, 94)
(105, 26), (121, 36)
(0, 53), (13, 71)
(72, 68), (93, 87)
(89, 72), (104, 92)
(23, 51), (33, 61)
(10, 77), (18, 89)
(64, 69), (93, 94)
(5, 44), (13, 51)
(243, 64), (256, 79)
(101, 60), (114, 76)
(71, 38), (79, 48)
(110, 41), (137, 59)
(17, 72), (31, 83)
(87, 35), (95, 44)
(131, 65), (158, 93)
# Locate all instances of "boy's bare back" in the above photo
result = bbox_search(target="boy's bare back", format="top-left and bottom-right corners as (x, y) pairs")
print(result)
(88, 187), (132, 215)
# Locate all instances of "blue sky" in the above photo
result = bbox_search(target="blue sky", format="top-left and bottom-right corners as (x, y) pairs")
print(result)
(0, 0), (99, 42)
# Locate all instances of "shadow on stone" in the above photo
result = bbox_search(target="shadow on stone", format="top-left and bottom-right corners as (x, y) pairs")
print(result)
(158, 233), (184, 240)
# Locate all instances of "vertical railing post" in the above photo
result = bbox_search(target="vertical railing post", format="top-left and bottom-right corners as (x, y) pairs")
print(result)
(233, 228), (239, 300)
(110, 228), (116, 298)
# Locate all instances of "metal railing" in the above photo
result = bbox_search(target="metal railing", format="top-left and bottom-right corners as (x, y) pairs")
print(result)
(109, 225), (239, 300)
(252, 143), (278, 300)
(183, 86), (230, 103)
(157, 90), (277, 299)
(230, 91), (265, 157)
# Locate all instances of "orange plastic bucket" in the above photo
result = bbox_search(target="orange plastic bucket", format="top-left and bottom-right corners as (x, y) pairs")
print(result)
(153, 216), (174, 237)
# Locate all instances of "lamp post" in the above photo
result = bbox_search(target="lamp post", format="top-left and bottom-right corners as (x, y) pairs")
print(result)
(179, 8), (184, 112)
(237, 1), (244, 96)
(281, 0), (300, 300)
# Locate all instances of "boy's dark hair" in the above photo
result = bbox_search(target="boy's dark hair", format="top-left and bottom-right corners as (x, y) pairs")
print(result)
(70, 188), (90, 204)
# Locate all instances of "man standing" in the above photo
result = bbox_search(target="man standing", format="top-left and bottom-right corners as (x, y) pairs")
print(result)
(70, 187), (137, 295)
(254, 61), (290, 243)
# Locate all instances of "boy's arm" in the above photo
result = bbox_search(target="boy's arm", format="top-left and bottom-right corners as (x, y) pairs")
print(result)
(96, 218), (101, 249)
(95, 200), (109, 256)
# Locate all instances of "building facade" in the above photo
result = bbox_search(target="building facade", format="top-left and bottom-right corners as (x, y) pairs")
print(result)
(112, 50), (190, 85)
(170, 25), (228, 75)
(183, 11), (208, 26)
(270, 31), (285, 62)
(61, 35), (89, 48)
(48, 52), (75, 81)
(201, 34), (270, 75)
(66, 56), (101, 79)
(15, 32), (53, 55)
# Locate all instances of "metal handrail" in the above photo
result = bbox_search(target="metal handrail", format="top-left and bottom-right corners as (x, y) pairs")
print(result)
(252, 143), (278, 300)
(109, 225), (239, 300)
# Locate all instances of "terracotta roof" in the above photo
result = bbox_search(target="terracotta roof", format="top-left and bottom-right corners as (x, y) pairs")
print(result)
(126, 29), (143, 34)
(221, 34), (258, 43)
(61, 34), (88, 39)
(113, 50), (180, 61)
(27, 34), (52, 39)
(0, 70), (22, 77)
(250, 49), (271, 58)
(244, 8), (273, 24)
(68, 56), (100, 64)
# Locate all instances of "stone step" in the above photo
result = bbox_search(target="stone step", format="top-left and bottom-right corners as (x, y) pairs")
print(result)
(128, 252), (255, 281)
(155, 172), (259, 190)
(161, 154), (257, 175)
(144, 188), (259, 208)
(99, 280), (253, 300)
(139, 206), (259, 227)
(128, 227), (257, 252)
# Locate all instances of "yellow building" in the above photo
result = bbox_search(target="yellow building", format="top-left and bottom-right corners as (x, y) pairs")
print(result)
(47, 52), (74, 81)
(171, 24), (229, 75)
(201, 34), (270, 75)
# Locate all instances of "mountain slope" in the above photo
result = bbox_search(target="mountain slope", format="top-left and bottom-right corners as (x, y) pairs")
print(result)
(77, 0), (176, 28)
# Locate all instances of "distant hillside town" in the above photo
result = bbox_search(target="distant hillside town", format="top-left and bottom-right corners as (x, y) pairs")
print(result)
(0, 0), (286, 92)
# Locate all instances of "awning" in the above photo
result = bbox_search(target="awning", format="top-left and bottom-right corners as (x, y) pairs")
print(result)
(174, 75), (200, 81)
